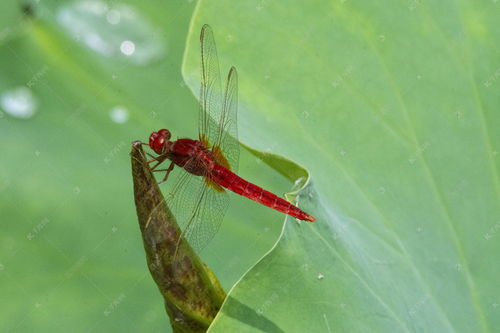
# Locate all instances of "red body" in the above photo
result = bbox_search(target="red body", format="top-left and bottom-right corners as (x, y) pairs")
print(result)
(211, 164), (315, 221)
(149, 130), (315, 222)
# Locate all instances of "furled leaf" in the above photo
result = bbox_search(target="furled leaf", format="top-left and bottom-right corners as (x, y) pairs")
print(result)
(131, 142), (225, 332)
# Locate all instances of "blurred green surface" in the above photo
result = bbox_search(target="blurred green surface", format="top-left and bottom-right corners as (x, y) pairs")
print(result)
(1, 0), (499, 332)
(183, 1), (499, 332)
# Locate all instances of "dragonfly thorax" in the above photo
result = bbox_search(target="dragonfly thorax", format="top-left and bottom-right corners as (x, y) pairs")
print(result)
(149, 129), (171, 154)
(170, 139), (214, 176)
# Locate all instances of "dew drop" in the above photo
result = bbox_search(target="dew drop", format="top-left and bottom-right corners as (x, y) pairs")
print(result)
(120, 40), (135, 56)
(294, 177), (304, 186)
(109, 106), (129, 123)
(57, 0), (166, 65)
(0, 87), (38, 119)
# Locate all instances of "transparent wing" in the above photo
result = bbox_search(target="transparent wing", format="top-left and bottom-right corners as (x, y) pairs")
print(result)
(199, 24), (223, 148)
(179, 69), (237, 249)
(199, 25), (240, 172)
(215, 67), (239, 172)
(162, 157), (228, 253)
(181, 178), (229, 252)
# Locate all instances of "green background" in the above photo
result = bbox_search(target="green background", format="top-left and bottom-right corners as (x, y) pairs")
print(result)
(1, 0), (499, 332)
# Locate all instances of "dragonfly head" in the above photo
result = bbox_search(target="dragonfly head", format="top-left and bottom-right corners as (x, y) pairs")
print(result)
(149, 129), (171, 154)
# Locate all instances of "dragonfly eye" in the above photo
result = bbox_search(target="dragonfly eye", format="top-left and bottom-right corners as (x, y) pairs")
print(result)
(158, 128), (171, 141)
(149, 129), (171, 155)
(149, 132), (159, 150)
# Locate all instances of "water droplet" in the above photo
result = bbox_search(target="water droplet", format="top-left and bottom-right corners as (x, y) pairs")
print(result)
(57, 1), (166, 65)
(120, 40), (135, 56)
(110, 106), (129, 123)
(0, 87), (38, 119)
(294, 177), (304, 186)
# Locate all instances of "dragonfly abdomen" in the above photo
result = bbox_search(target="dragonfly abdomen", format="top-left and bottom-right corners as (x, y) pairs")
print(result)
(211, 164), (315, 222)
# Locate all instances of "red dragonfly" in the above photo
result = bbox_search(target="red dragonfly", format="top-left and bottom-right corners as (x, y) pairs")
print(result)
(145, 25), (315, 251)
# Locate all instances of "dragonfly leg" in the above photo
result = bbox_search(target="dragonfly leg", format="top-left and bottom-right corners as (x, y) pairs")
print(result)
(132, 152), (159, 166)
(156, 161), (175, 185)
(137, 142), (157, 161)
(142, 152), (158, 164)
(144, 152), (157, 160)
(149, 155), (169, 171)
(151, 157), (170, 170)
